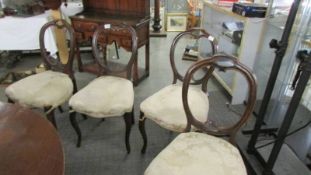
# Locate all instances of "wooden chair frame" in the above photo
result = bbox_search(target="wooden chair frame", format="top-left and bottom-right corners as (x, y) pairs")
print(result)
(139, 28), (218, 153)
(7, 19), (77, 128)
(182, 54), (257, 144)
(69, 24), (138, 153)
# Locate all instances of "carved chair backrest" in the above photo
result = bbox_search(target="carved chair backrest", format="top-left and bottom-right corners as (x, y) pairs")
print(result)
(92, 24), (138, 80)
(170, 28), (218, 92)
(39, 19), (76, 79)
(182, 54), (257, 144)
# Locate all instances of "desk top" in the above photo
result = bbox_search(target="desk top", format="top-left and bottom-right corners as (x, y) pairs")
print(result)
(0, 102), (64, 175)
(71, 11), (150, 26)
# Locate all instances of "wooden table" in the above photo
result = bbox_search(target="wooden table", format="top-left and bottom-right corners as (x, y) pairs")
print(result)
(0, 103), (64, 175)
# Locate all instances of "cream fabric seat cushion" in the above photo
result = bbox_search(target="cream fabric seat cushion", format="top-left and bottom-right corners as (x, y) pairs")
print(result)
(5, 70), (73, 109)
(145, 132), (247, 175)
(140, 84), (209, 132)
(69, 76), (134, 118)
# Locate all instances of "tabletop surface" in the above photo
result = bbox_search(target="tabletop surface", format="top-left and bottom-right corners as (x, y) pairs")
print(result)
(0, 102), (64, 175)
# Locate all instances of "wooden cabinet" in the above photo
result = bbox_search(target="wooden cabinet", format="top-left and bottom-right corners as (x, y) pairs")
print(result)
(200, 1), (265, 104)
(70, 0), (150, 85)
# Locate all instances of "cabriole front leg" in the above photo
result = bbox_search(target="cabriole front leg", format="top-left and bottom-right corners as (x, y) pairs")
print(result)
(139, 111), (147, 154)
(70, 112), (81, 147)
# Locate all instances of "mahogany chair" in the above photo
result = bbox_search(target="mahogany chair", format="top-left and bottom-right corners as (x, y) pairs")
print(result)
(144, 55), (257, 175)
(139, 28), (218, 153)
(68, 24), (137, 153)
(5, 19), (77, 128)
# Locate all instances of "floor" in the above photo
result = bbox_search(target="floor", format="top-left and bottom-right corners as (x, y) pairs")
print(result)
(0, 32), (310, 175)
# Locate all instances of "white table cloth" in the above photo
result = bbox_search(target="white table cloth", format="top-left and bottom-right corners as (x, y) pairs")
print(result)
(0, 11), (58, 54)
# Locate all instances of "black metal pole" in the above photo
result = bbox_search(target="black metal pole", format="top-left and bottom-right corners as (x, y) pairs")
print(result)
(263, 53), (311, 175)
(247, 0), (302, 153)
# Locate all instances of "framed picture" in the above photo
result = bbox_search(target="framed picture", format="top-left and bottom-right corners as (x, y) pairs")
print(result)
(166, 13), (188, 32)
(167, 0), (188, 13)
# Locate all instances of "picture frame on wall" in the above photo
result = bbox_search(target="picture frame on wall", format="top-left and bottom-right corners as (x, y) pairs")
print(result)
(166, 13), (188, 32)
(167, 0), (188, 13)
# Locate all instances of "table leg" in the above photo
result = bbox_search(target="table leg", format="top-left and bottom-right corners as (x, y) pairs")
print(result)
(76, 46), (83, 72)
(145, 40), (150, 77)
(133, 52), (139, 86)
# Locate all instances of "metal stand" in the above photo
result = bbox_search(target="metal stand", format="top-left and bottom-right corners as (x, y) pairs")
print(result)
(245, 0), (306, 174)
(266, 51), (310, 175)
(247, 0), (302, 151)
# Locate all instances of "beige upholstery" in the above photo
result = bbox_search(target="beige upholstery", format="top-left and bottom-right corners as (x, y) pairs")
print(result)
(69, 76), (134, 118)
(145, 132), (247, 175)
(140, 84), (209, 132)
(5, 70), (73, 109)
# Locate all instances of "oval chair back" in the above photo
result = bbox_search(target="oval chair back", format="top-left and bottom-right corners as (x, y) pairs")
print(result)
(92, 23), (138, 80)
(182, 54), (257, 144)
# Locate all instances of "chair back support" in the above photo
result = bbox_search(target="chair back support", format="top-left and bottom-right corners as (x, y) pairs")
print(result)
(170, 28), (218, 88)
(182, 55), (257, 144)
(92, 24), (138, 79)
(39, 19), (76, 78)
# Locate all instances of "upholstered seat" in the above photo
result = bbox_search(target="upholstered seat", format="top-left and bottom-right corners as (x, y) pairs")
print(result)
(139, 29), (218, 153)
(145, 132), (247, 175)
(140, 84), (209, 132)
(6, 71), (73, 109)
(69, 76), (134, 118)
(144, 55), (257, 175)
(4, 19), (77, 128)
(68, 24), (137, 152)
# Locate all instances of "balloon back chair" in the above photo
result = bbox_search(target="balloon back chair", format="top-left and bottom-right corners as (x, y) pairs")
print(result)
(139, 28), (218, 153)
(144, 55), (257, 175)
(5, 19), (77, 128)
(68, 24), (137, 153)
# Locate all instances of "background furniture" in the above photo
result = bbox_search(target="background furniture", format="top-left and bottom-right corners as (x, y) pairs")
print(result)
(0, 102), (64, 175)
(200, 1), (265, 104)
(5, 19), (76, 128)
(70, 0), (150, 86)
(139, 28), (218, 153)
(0, 11), (57, 54)
(245, 0), (311, 174)
(152, 0), (162, 32)
(69, 24), (137, 153)
(144, 54), (257, 175)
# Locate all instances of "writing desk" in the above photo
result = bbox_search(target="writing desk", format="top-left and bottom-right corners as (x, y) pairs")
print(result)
(70, 0), (150, 86)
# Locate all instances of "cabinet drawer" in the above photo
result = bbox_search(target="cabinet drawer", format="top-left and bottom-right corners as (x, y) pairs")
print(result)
(72, 21), (99, 32)
(121, 39), (132, 48)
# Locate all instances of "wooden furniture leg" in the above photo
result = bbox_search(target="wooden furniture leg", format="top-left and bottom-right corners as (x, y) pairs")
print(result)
(145, 40), (150, 77)
(133, 52), (139, 86)
(152, 0), (162, 32)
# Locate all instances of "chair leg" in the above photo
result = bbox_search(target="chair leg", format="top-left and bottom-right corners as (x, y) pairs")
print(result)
(131, 107), (135, 125)
(7, 97), (13, 103)
(70, 112), (81, 147)
(123, 111), (133, 154)
(44, 107), (57, 129)
(82, 114), (88, 120)
(58, 106), (64, 113)
(139, 111), (147, 154)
